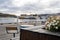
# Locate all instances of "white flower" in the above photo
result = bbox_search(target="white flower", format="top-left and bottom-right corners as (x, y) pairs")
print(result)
(52, 23), (55, 25)
(57, 21), (59, 23)
(47, 24), (50, 28)
(51, 22), (54, 24)
(55, 23), (58, 25)
(53, 20), (56, 22)
(56, 21), (59, 23)
(45, 22), (49, 24)
(55, 27), (58, 29)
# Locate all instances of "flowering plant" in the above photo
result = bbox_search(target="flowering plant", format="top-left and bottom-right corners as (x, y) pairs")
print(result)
(45, 16), (60, 32)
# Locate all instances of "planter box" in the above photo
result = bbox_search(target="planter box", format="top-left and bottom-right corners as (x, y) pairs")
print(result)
(20, 29), (60, 40)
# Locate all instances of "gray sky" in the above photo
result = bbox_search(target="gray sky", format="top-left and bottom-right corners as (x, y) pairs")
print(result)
(0, 0), (60, 16)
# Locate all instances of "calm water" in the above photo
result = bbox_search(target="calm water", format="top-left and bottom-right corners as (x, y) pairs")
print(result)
(0, 18), (38, 23)
(0, 17), (20, 23)
(0, 17), (46, 23)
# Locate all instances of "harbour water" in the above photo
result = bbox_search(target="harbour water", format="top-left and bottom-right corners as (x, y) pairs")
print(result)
(0, 18), (40, 23)
(0, 17), (20, 23)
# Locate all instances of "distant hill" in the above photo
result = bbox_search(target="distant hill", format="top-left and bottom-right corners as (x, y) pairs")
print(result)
(0, 13), (17, 18)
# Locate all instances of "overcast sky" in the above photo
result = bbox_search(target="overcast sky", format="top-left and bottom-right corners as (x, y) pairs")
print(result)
(0, 0), (60, 16)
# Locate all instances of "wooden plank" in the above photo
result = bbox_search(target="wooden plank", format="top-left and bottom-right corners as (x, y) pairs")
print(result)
(6, 27), (17, 30)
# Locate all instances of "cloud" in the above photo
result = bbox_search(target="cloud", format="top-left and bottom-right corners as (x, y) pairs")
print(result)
(0, 0), (60, 15)
(11, 0), (38, 7)
(50, 0), (60, 8)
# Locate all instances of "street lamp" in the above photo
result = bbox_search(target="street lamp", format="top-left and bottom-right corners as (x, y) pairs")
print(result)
(16, 14), (20, 32)
(15, 14), (20, 40)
